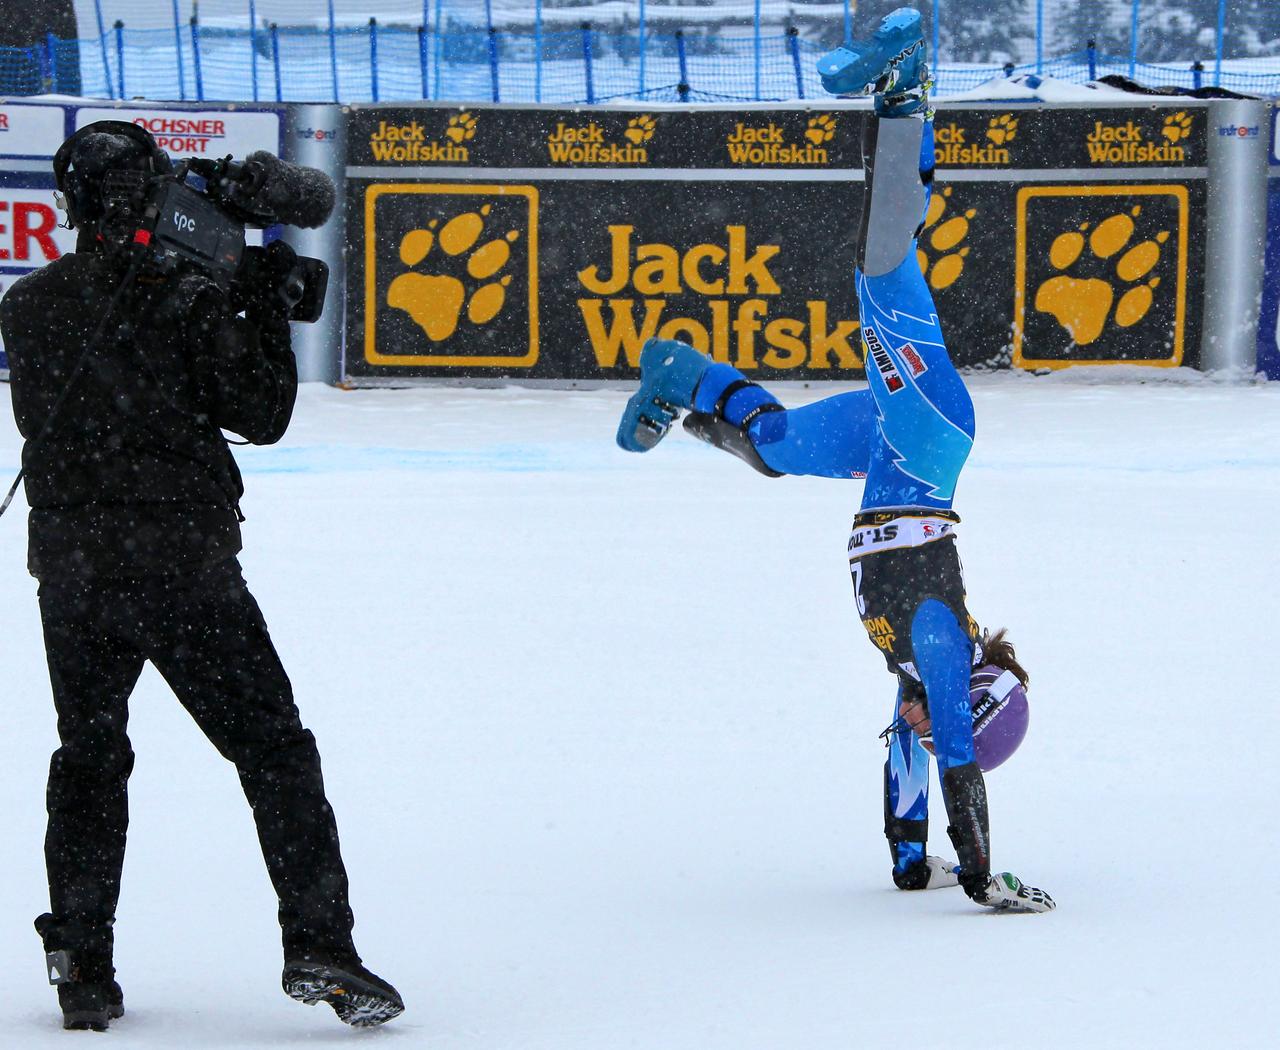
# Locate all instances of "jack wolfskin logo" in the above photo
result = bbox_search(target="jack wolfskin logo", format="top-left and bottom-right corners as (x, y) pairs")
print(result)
(368, 114), (475, 163)
(805, 114), (837, 145)
(625, 115), (656, 145)
(1014, 185), (1189, 368)
(366, 184), (540, 368)
(985, 114), (1018, 145)
(446, 111), (478, 144)
(1084, 115), (1191, 164)
(726, 117), (836, 165)
(917, 186), (975, 291)
(389, 206), (520, 342)
(547, 116), (656, 164)
(1034, 206), (1168, 345)
(1162, 111), (1193, 143)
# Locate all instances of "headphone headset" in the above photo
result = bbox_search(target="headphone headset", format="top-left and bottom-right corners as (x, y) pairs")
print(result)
(52, 120), (172, 229)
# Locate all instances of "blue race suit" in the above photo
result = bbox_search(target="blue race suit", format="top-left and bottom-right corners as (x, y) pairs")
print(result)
(689, 114), (978, 875)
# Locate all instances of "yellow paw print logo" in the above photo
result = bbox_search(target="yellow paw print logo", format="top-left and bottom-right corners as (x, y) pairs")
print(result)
(624, 115), (656, 145)
(1033, 206), (1169, 345)
(387, 205), (520, 343)
(1162, 111), (1192, 143)
(916, 187), (975, 291)
(446, 111), (478, 144)
(805, 114), (837, 145)
(986, 113), (1018, 145)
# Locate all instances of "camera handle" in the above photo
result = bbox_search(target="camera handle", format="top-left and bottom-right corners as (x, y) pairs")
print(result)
(0, 244), (151, 523)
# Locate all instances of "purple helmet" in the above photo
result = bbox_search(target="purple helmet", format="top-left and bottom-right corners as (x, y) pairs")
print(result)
(969, 665), (1029, 771)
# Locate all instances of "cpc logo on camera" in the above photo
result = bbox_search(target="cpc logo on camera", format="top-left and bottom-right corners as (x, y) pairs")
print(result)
(365, 184), (539, 369)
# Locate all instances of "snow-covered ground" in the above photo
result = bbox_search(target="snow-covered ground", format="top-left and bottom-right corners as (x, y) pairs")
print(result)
(1, 376), (1278, 1048)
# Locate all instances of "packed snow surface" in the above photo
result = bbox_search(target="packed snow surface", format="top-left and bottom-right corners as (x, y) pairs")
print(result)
(1, 377), (1277, 1048)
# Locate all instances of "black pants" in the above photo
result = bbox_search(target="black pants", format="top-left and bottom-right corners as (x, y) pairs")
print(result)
(37, 558), (356, 961)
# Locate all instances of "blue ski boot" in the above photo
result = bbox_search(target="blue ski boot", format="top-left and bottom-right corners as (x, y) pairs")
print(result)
(616, 338), (711, 452)
(817, 7), (931, 117)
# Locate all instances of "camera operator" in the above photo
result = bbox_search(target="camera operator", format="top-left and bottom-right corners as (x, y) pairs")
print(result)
(1, 123), (403, 1031)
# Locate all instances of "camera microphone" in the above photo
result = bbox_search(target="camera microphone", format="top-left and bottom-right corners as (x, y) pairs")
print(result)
(239, 151), (336, 229)
(191, 152), (335, 229)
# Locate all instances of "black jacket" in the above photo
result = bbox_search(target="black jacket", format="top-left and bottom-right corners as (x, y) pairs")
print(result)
(1, 248), (297, 580)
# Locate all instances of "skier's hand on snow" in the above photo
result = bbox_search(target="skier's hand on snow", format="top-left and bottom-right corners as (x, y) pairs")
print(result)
(967, 872), (1055, 913)
(893, 855), (961, 890)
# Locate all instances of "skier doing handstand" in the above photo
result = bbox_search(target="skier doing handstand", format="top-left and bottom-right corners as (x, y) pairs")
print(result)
(616, 7), (1053, 913)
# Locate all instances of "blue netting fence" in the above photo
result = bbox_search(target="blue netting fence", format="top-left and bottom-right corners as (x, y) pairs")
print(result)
(4, 24), (1279, 104)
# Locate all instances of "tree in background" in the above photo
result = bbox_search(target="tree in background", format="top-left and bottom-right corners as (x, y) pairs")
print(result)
(1052, 0), (1130, 55)
(1054, 0), (1280, 61)
(845, 0), (1030, 65)
(0, 0), (80, 94)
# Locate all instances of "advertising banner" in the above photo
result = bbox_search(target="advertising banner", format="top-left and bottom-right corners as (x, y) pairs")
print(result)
(343, 103), (1208, 383)
(74, 107), (282, 161)
(1, 103), (284, 381)
(0, 102), (73, 380)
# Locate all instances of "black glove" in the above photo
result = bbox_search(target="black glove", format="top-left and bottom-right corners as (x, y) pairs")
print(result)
(235, 240), (302, 318)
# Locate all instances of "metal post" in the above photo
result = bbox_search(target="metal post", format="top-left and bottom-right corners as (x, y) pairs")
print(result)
(41, 33), (54, 92)
(485, 0), (496, 99)
(114, 20), (125, 98)
(676, 29), (689, 95)
(432, 0), (443, 100)
(171, 0), (186, 99)
(249, 1), (259, 103)
(270, 23), (282, 102)
(191, 14), (204, 100)
(1201, 98), (1270, 372)
(536, 0), (544, 102)
(487, 26), (499, 103)
(1129, 0), (1139, 80)
(1192, 60), (1204, 91)
(1035, 0), (1043, 75)
(1214, 0), (1226, 87)
(94, 0), (113, 98)
(283, 104), (347, 383)
(637, 0), (645, 97)
(581, 22), (595, 105)
(787, 26), (803, 99)
(842, 0), (852, 46)
(370, 18), (379, 103)
(1087, 38), (1097, 80)
(418, 26), (429, 99)
(753, 0), (761, 102)
(328, 0), (340, 102)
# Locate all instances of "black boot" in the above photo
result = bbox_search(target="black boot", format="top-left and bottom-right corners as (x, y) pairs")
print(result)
(36, 914), (124, 1031)
(282, 953), (404, 1028)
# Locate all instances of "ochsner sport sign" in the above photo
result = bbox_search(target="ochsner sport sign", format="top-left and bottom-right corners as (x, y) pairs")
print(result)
(74, 107), (281, 159)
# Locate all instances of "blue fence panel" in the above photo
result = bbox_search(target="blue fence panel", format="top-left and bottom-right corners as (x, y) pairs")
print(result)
(1, 28), (1279, 104)
(0, 45), (44, 95)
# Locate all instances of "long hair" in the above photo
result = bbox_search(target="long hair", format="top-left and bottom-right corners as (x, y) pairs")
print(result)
(980, 628), (1029, 689)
